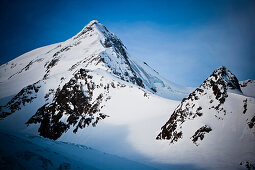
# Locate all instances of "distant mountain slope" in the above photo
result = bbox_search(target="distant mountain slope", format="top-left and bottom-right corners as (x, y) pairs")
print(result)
(240, 79), (255, 98)
(0, 130), (155, 170)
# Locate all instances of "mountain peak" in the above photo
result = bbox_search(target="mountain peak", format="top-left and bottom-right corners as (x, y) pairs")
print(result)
(156, 65), (252, 147)
(213, 66), (229, 76)
(88, 19), (100, 24)
(73, 20), (110, 40)
(208, 66), (241, 92)
(83, 20), (102, 30)
(156, 66), (242, 142)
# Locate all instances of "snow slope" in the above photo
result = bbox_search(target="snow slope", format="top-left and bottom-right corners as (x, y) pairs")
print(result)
(0, 76), (185, 169)
(0, 129), (156, 170)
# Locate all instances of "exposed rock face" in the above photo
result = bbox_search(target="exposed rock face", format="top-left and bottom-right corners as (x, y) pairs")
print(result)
(190, 125), (212, 146)
(240, 79), (253, 88)
(240, 161), (255, 170)
(0, 82), (41, 119)
(156, 66), (243, 144)
(26, 69), (110, 140)
(248, 116), (255, 129)
(101, 27), (144, 88)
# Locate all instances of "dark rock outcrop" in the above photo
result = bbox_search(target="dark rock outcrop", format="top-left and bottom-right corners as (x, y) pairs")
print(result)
(0, 82), (41, 119)
(156, 66), (242, 144)
(26, 69), (109, 140)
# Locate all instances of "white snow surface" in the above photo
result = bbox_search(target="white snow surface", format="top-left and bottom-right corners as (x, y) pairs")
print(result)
(0, 129), (156, 170)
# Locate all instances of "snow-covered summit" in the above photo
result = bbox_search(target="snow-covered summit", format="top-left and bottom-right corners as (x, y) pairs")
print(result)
(156, 66), (255, 169)
(209, 66), (241, 92)
(0, 20), (191, 100)
(86, 19), (100, 26)
(74, 19), (114, 40)
(156, 66), (250, 142)
(0, 20), (192, 140)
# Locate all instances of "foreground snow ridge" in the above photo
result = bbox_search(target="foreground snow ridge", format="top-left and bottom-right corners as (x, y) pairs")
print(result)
(0, 130), (155, 170)
(0, 20), (255, 170)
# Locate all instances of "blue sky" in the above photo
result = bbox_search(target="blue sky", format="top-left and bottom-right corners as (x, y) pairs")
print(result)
(0, 0), (254, 86)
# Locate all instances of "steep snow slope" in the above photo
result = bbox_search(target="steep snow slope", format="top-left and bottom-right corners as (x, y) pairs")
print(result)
(156, 66), (255, 170)
(0, 130), (156, 170)
(0, 20), (190, 100)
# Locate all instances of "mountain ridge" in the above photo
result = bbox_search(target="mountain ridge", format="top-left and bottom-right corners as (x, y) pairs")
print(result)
(156, 66), (255, 169)
(0, 20), (191, 100)
(157, 66), (254, 142)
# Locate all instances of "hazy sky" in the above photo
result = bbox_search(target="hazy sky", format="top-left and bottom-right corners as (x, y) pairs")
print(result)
(0, 0), (254, 86)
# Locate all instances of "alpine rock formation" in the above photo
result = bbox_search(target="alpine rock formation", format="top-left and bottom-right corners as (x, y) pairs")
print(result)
(156, 66), (255, 169)
(0, 20), (254, 170)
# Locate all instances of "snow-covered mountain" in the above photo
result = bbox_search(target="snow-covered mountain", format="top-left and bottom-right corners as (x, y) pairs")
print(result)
(0, 20), (192, 169)
(0, 20), (191, 140)
(0, 20), (190, 100)
(156, 66), (255, 169)
(0, 20), (254, 170)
